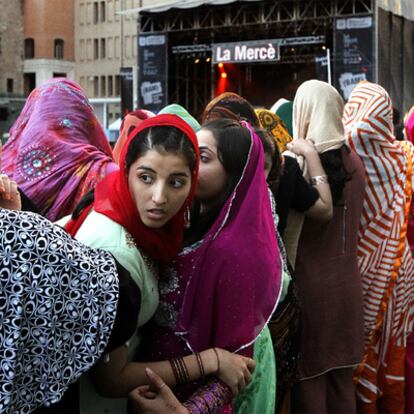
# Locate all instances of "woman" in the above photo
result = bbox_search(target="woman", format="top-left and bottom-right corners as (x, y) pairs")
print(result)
(271, 99), (293, 137)
(1, 78), (117, 221)
(0, 206), (140, 414)
(201, 92), (259, 126)
(137, 118), (283, 414)
(113, 109), (154, 164)
(58, 114), (253, 414)
(289, 80), (365, 414)
(405, 106), (414, 414)
(343, 82), (414, 414)
(254, 108), (292, 153)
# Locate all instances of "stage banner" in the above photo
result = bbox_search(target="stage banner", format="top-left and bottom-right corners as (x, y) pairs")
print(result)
(334, 16), (375, 99)
(138, 33), (168, 112)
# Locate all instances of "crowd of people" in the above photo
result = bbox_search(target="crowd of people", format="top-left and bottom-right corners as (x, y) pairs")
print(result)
(1, 76), (414, 414)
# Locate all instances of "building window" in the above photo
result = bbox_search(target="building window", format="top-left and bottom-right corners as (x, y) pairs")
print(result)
(25, 38), (35, 59)
(108, 37), (113, 59)
(53, 72), (66, 78)
(108, 75), (113, 96)
(115, 75), (120, 96)
(100, 38), (106, 59)
(93, 76), (99, 97)
(100, 1), (106, 22)
(7, 79), (13, 94)
(0, 37), (2, 55)
(54, 39), (64, 59)
(94, 2), (99, 23)
(80, 3), (85, 24)
(94, 39), (99, 59)
(101, 76), (106, 96)
(80, 39), (85, 61)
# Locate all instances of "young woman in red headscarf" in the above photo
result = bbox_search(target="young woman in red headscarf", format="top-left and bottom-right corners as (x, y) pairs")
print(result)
(44, 114), (253, 414)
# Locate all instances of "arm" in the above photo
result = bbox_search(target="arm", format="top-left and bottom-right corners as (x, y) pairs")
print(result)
(91, 345), (254, 398)
(286, 139), (333, 220)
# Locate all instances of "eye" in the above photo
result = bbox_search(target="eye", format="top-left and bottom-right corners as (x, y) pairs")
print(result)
(200, 154), (210, 163)
(139, 174), (153, 184)
(170, 178), (186, 189)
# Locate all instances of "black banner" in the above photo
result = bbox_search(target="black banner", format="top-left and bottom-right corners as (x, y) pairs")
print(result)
(334, 16), (374, 99)
(138, 33), (168, 113)
(120, 67), (133, 116)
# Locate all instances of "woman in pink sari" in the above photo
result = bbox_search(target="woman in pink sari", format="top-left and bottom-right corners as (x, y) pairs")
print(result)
(1, 78), (117, 221)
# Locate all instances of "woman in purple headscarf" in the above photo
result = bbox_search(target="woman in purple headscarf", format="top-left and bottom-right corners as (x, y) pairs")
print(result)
(135, 118), (283, 414)
(1, 78), (118, 221)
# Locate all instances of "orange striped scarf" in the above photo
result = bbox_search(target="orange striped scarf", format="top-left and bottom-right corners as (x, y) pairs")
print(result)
(343, 82), (414, 412)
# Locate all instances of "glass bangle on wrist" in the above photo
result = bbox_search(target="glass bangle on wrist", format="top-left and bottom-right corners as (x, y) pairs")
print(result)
(310, 175), (328, 186)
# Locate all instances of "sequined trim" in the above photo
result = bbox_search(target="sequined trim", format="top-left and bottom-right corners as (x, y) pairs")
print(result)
(159, 266), (180, 296)
(17, 145), (56, 181)
(153, 301), (179, 328)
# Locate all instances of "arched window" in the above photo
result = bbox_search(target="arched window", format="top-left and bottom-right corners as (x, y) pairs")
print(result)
(25, 38), (35, 59)
(54, 39), (64, 59)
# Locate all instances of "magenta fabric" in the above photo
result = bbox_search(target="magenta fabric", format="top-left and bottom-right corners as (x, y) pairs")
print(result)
(1, 78), (117, 221)
(406, 110), (414, 253)
(176, 121), (283, 354)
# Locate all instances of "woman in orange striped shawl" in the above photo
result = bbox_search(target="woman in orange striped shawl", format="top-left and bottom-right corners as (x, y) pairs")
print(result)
(343, 81), (414, 414)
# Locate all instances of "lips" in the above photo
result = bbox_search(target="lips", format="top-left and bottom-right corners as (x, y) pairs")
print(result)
(147, 208), (167, 221)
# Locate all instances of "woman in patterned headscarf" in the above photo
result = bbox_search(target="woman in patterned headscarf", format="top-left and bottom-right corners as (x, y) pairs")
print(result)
(343, 82), (414, 414)
(254, 108), (292, 153)
(1, 78), (118, 221)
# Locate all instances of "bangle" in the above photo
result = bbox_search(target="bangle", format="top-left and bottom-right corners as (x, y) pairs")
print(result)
(177, 357), (190, 384)
(170, 358), (181, 384)
(213, 348), (220, 374)
(195, 352), (206, 380)
(310, 175), (328, 186)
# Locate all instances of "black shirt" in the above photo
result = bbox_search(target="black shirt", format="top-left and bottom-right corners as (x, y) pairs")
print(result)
(275, 156), (319, 238)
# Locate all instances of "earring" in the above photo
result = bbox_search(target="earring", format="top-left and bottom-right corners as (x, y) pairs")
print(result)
(184, 206), (191, 228)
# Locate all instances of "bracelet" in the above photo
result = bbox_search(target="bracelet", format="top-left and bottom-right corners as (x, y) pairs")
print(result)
(310, 175), (328, 186)
(177, 357), (190, 384)
(170, 358), (181, 385)
(195, 352), (206, 380)
(213, 348), (220, 374)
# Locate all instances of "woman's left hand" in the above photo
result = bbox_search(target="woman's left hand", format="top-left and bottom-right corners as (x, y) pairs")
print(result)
(129, 368), (189, 414)
(286, 138), (317, 158)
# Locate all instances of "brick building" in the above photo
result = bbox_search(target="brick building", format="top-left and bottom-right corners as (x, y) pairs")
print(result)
(0, 0), (25, 139)
(24, 0), (75, 95)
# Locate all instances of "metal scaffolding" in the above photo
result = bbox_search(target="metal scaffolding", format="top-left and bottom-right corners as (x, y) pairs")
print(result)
(140, 0), (374, 34)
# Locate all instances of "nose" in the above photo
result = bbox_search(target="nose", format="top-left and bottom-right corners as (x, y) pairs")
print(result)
(151, 182), (167, 205)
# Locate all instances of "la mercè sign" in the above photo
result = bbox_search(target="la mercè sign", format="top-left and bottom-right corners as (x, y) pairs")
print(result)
(212, 39), (280, 64)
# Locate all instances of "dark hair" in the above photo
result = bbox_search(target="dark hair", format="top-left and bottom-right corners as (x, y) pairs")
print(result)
(125, 125), (197, 175)
(185, 119), (251, 244)
(319, 147), (351, 205)
(254, 127), (282, 194)
(72, 125), (197, 219)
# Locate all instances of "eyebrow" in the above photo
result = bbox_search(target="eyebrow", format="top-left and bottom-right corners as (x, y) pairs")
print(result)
(199, 145), (214, 153)
(136, 166), (190, 177)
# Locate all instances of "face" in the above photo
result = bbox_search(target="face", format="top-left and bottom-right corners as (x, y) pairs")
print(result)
(128, 149), (192, 228)
(196, 129), (228, 205)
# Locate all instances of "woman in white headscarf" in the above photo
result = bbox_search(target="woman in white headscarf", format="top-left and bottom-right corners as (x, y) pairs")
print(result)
(287, 80), (365, 414)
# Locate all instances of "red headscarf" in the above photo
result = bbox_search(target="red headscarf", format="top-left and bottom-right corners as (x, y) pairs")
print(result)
(65, 114), (199, 263)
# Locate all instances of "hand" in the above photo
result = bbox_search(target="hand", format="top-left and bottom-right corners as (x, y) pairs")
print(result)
(0, 174), (21, 210)
(286, 138), (317, 157)
(129, 368), (188, 414)
(215, 349), (255, 396)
